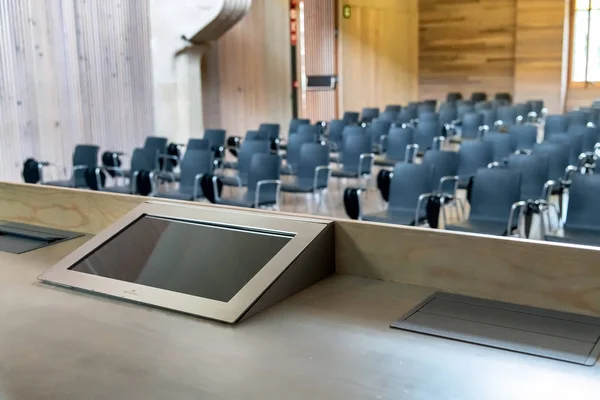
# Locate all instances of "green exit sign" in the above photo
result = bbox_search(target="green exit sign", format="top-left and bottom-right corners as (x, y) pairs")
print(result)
(343, 4), (351, 19)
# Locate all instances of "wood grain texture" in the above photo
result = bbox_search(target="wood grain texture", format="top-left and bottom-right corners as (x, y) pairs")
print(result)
(514, 0), (567, 113)
(0, 0), (153, 183)
(201, 0), (292, 138)
(338, 0), (418, 112)
(335, 219), (600, 317)
(419, 0), (516, 102)
(566, 86), (600, 110)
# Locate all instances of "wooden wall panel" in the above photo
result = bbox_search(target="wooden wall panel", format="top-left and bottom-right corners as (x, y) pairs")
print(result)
(202, 0), (292, 137)
(0, 0), (153, 183)
(567, 86), (600, 110)
(419, 0), (516, 102)
(300, 0), (337, 122)
(513, 0), (566, 113)
(338, 0), (418, 113)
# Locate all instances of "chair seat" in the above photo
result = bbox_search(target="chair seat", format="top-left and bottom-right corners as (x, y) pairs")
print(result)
(219, 174), (247, 187)
(280, 165), (295, 176)
(103, 185), (133, 194)
(446, 219), (508, 236)
(221, 161), (238, 169)
(157, 171), (180, 182)
(216, 192), (277, 208)
(154, 190), (196, 201)
(374, 158), (399, 167)
(545, 228), (600, 247)
(281, 182), (313, 193)
(362, 209), (423, 226)
(331, 169), (359, 178)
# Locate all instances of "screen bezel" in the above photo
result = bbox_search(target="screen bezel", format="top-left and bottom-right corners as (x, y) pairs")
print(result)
(38, 202), (328, 323)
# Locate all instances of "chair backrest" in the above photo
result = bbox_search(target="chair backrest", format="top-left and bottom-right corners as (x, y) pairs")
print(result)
(514, 103), (531, 119)
(423, 99), (438, 108)
(475, 102), (492, 112)
(204, 129), (226, 150)
(342, 111), (360, 124)
(565, 174), (600, 230)
(418, 103), (436, 116)
(179, 149), (214, 193)
(406, 102), (419, 120)
(143, 137), (168, 169)
(471, 92), (487, 103)
(457, 141), (493, 179)
(418, 112), (438, 123)
(237, 140), (270, 177)
(245, 130), (269, 141)
(385, 105), (402, 113)
(396, 108), (413, 124)
(496, 106), (518, 126)
(187, 138), (210, 151)
(549, 133), (583, 166)
(570, 124), (599, 152)
(130, 147), (156, 173)
(461, 112), (484, 139)
(506, 153), (549, 201)
(509, 125), (538, 151)
(258, 123), (281, 140)
(72, 144), (100, 186)
(388, 163), (434, 214)
(457, 104), (475, 120)
(567, 110), (589, 128)
(379, 110), (399, 122)
(328, 119), (347, 145)
(469, 168), (521, 223)
(341, 134), (371, 174)
(495, 92), (513, 104)
(286, 133), (315, 173)
(297, 124), (320, 140)
(532, 142), (570, 181)
(415, 120), (441, 151)
(342, 125), (366, 140)
(481, 109), (497, 128)
(289, 118), (311, 134)
(386, 126), (414, 161)
(447, 92), (462, 103)
(368, 119), (392, 149)
(422, 150), (459, 193)
(544, 115), (569, 139)
(246, 153), (281, 202)
(483, 132), (516, 162)
(439, 106), (457, 126)
(361, 107), (380, 123)
(527, 100), (544, 116)
(297, 143), (330, 188)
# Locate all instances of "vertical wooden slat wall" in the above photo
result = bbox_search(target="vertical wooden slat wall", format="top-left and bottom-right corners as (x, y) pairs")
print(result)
(0, 0), (153, 182)
(300, 0), (337, 122)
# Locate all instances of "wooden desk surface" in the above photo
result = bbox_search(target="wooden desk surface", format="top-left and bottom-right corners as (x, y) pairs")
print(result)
(1, 239), (599, 400)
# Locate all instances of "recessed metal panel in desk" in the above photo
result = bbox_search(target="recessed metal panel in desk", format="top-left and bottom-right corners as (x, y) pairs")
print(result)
(392, 292), (600, 365)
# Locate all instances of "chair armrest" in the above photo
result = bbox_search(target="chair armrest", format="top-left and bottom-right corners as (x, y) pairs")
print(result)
(562, 165), (579, 185)
(516, 115), (524, 124)
(192, 173), (204, 200)
(131, 170), (140, 194)
(416, 193), (437, 227)
(433, 136), (445, 150)
(103, 166), (125, 177)
(405, 144), (419, 163)
(508, 201), (527, 237)
(159, 154), (180, 162)
(358, 153), (376, 176)
(542, 180), (557, 202)
(438, 176), (459, 196)
(379, 135), (388, 153)
(255, 179), (282, 209)
(148, 171), (157, 196)
(514, 149), (532, 155)
(211, 176), (222, 202)
(488, 161), (501, 169)
(72, 165), (89, 171)
(314, 166), (332, 192)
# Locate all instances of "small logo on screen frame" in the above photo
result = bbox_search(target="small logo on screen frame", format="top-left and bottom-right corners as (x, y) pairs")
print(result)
(124, 289), (138, 296)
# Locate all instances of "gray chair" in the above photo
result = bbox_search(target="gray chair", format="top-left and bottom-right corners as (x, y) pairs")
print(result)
(281, 133), (315, 176)
(567, 110), (589, 128)
(204, 129), (226, 152)
(483, 132), (516, 163)
(439, 105), (458, 126)
(43, 144), (100, 188)
(361, 163), (434, 226)
(509, 125), (538, 151)
(460, 112), (485, 139)
(331, 134), (374, 183)
(396, 108), (413, 124)
(415, 120), (443, 152)
(385, 105), (402, 113)
(475, 102), (492, 112)
(457, 104), (475, 121)
(446, 168), (522, 236)
(532, 142), (571, 182)
(546, 174), (600, 246)
(297, 124), (320, 141)
(423, 150), (463, 219)
(289, 118), (311, 135)
(549, 133), (583, 166)
(406, 102), (420, 120)
(495, 92), (512, 104)
(219, 140), (270, 188)
(379, 110), (399, 122)
(418, 112), (438, 123)
(527, 100), (544, 119)
(506, 154), (550, 202)
(281, 143), (331, 212)
(569, 124), (599, 153)
(259, 123), (280, 141)
(143, 137), (168, 171)
(457, 141), (494, 189)
(418, 103), (436, 116)
(368, 119), (392, 152)
(514, 103), (531, 122)
(103, 148), (156, 195)
(361, 107), (380, 124)
(496, 106), (518, 126)
(187, 138), (210, 151)
(245, 130), (269, 141)
(214, 153), (281, 210)
(481, 109), (497, 128)
(447, 92), (462, 103)
(155, 150), (213, 201)
(376, 126), (416, 167)
(342, 111), (360, 125)
(327, 119), (347, 152)
(544, 115), (569, 140)
(158, 139), (210, 183)
(471, 92), (487, 103)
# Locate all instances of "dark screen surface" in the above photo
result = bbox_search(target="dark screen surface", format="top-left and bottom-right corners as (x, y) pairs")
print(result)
(69, 216), (292, 302)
